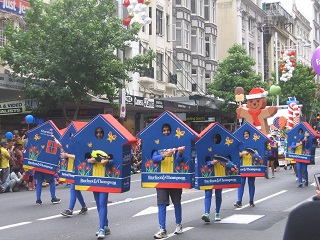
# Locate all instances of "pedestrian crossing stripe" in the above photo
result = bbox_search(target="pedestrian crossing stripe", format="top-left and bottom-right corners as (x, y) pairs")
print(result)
(216, 214), (264, 224)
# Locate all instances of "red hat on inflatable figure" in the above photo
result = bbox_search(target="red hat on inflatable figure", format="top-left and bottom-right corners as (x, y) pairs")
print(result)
(246, 88), (268, 100)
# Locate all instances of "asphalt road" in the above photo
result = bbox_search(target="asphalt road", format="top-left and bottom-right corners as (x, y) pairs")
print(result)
(0, 148), (319, 240)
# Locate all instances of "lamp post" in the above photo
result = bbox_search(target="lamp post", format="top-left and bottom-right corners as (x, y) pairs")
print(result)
(275, 32), (279, 106)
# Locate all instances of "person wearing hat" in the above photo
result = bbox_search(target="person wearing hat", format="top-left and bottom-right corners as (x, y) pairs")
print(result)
(0, 141), (12, 184)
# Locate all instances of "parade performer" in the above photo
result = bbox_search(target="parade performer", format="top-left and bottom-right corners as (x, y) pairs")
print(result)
(34, 171), (61, 205)
(60, 152), (88, 217)
(267, 133), (278, 178)
(88, 127), (113, 239)
(234, 130), (257, 208)
(202, 155), (237, 223)
(291, 129), (310, 187)
(152, 124), (185, 239)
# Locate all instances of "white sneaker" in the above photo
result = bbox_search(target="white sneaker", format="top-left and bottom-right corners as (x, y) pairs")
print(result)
(174, 224), (183, 235)
(215, 213), (221, 221)
(154, 229), (167, 239)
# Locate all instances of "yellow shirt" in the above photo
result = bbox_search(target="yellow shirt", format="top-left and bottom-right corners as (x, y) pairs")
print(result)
(242, 153), (252, 166)
(0, 147), (10, 168)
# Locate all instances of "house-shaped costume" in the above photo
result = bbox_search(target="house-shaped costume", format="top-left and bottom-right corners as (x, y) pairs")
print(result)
(286, 122), (319, 164)
(137, 111), (200, 188)
(233, 122), (269, 177)
(23, 120), (61, 175)
(195, 123), (242, 190)
(59, 121), (87, 183)
(73, 114), (136, 193)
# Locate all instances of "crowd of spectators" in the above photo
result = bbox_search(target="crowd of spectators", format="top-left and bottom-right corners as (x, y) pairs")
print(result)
(131, 137), (142, 174)
(0, 129), (62, 194)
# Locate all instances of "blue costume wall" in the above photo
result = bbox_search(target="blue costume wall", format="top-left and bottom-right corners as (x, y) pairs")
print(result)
(195, 123), (241, 190)
(23, 120), (61, 175)
(137, 111), (200, 188)
(286, 122), (319, 164)
(72, 114), (136, 193)
(233, 122), (269, 177)
(59, 121), (87, 183)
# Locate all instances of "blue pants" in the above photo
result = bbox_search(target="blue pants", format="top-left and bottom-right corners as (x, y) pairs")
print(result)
(68, 183), (86, 210)
(34, 172), (56, 200)
(296, 162), (308, 185)
(158, 204), (182, 229)
(93, 192), (109, 229)
(237, 177), (255, 203)
(204, 189), (222, 214)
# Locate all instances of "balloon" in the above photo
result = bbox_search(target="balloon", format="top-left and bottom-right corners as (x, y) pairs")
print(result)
(145, 17), (152, 24)
(131, 0), (138, 6)
(5, 132), (13, 140)
(123, 0), (131, 7)
(127, 5), (134, 12)
(123, 17), (131, 26)
(138, 0), (144, 3)
(269, 85), (281, 95)
(25, 114), (34, 124)
(311, 47), (320, 75)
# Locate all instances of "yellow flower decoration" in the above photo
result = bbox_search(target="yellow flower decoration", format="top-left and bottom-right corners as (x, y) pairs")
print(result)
(155, 139), (160, 144)
(253, 133), (260, 141)
(175, 128), (185, 139)
(41, 145), (45, 149)
(107, 131), (117, 143)
(208, 147), (212, 152)
(34, 134), (41, 141)
(87, 142), (92, 147)
(225, 137), (234, 146)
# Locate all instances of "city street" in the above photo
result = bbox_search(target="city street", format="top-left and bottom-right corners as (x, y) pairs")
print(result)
(1, 148), (319, 240)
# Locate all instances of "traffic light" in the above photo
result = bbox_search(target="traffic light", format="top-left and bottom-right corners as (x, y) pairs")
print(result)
(317, 113), (320, 121)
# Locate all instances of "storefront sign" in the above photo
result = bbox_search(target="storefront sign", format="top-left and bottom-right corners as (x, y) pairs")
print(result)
(0, 73), (25, 90)
(154, 100), (164, 109)
(125, 95), (134, 105)
(0, 0), (30, 16)
(134, 96), (144, 107)
(0, 99), (37, 115)
(144, 98), (154, 108)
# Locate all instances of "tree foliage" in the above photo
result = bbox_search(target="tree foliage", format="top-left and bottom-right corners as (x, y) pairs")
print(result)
(277, 63), (318, 120)
(207, 44), (267, 113)
(0, 0), (153, 121)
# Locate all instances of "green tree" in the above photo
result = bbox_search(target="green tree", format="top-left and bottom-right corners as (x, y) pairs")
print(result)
(0, 0), (153, 122)
(278, 63), (318, 122)
(207, 44), (267, 114)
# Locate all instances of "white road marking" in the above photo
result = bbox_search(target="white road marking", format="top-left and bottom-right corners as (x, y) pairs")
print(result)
(0, 222), (31, 230)
(284, 196), (313, 212)
(163, 227), (194, 239)
(218, 214), (264, 224)
(134, 188), (235, 217)
(235, 190), (287, 210)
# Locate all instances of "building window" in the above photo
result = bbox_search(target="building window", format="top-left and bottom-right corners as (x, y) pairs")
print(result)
(205, 35), (210, 57)
(212, 36), (216, 59)
(199, 30), (204, 55)
(212, 0), (216, 23)
(185, 22), (190, 49)
(176, 0), (181, 5)
(149, 7), (152, 35)
(204, 0), (210, 21)
(0, 21), (7, 47)
(199, 0), (204, 17)
(191, 0), (196, 14)
(191, 28), (197, 53)
(156, 9), (163, 36)
(249, 42), (254, 57)
(176, 21), (181, 46)
(156, 53), (163, 81)
(192, 68), (197, 74)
